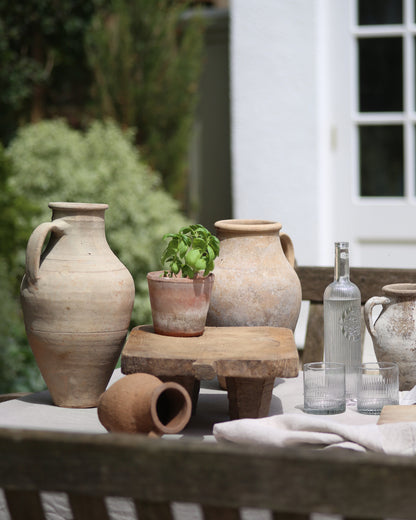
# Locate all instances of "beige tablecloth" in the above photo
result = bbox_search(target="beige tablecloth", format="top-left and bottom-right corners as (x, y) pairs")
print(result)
(0, 370), (383, 520)
(0, 370), (381, 436)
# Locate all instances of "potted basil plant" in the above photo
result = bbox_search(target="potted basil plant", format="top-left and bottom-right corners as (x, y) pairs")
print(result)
(147, 224), (220, 337)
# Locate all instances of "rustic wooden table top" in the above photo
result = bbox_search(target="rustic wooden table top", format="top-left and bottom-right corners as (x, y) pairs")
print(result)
(121, 325), (299, 380)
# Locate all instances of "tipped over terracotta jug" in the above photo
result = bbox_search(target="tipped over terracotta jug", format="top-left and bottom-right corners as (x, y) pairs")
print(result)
(98, 374), (192, 435)
(207, 219), (301, 331)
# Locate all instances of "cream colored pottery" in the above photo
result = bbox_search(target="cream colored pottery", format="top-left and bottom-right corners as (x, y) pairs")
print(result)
(147, 271), (214, 337)
(97, 373), (192, 435)
(207, 219), (301, 330)
(20, 202), (135, 408)
(364, 283), (416, 391)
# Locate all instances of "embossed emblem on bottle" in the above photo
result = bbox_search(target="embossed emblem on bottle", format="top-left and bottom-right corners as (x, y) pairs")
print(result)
(339, 306), (361, 342)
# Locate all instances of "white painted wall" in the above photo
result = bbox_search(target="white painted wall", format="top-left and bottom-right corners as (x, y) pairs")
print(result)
(230, 0), (330, 265)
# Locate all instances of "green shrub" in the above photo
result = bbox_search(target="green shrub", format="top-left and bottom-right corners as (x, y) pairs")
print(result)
(7, 118), (189, 326)
(85, 0), (205, 201)
(0, 145), (45, 392)
(0, 0), (96, 143)
(0, 258), (45, 393)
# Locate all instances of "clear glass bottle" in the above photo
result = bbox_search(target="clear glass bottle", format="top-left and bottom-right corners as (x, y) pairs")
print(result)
(324, 242), (361, 401)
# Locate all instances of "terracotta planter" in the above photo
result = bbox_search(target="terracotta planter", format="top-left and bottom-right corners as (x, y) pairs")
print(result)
(20, 202), (135, 408)
(207, 219), (301, 330)
(97, 373), (192, 435)
(365, 283), (416, 390)
(147, 271), (214, 337)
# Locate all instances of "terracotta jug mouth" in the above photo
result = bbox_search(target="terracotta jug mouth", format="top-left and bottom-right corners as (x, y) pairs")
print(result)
(383, 283), (416, 295)
(214, 219), (282, 234)
(150, 382), (192, 434)
(48, 202), (109, 211)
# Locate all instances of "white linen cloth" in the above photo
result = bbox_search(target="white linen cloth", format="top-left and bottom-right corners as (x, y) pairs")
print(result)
(213, 412), (416, 454)
(213, 378), (416, 455)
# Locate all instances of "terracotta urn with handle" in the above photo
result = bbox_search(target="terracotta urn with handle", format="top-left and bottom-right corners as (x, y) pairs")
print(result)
(20, 202), (135, 408)
(364, 283), (416, 391)
(207, 219), (301, 331)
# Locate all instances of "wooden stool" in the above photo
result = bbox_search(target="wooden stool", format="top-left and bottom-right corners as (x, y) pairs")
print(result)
(121, 325), (299, 419)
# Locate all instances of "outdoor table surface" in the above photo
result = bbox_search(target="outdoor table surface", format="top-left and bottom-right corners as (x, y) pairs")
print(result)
(0, 369), (380, 437)
(0, 370), (382, 520)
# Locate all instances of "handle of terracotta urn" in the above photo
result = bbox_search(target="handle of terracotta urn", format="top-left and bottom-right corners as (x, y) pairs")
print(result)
(364, 296), (390, 340)
(25, 219), (69, 283)
(280, 233), (296, 267)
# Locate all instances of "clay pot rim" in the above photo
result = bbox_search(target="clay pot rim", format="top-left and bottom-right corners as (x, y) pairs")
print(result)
(382, 283), (416, 295)
(150, 381), (192, 434)
(49, 201), (109, 211)
(214, 219), (282, 233)
(147, 271), (215, 284)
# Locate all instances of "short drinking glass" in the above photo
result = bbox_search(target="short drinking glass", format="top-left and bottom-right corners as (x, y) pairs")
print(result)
(357, 362), (399, 415)
(303, 362), (346, 414)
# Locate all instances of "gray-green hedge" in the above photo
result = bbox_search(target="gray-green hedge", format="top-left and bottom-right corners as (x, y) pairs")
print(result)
(7, 118), (189, 327)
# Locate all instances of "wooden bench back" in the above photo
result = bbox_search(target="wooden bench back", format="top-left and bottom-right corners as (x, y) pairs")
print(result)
(295, 266), (416, 365)
(0, 426), (414, 520)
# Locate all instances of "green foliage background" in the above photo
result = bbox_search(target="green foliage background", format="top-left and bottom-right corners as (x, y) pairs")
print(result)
(0, 143), (45, 392)
(0, 0), (95, 142)
(85, 0), (205, 200)
(0, 1), (205, 393)
(7, 119), (189, 325)
(0, 0), (205, 202)
(0, 120), (189, 393)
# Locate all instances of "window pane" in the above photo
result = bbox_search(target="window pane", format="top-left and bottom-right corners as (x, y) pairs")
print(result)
(360, 125), (404, 196)
(358, 0), (403, 25)
(359, 37), (403, 112)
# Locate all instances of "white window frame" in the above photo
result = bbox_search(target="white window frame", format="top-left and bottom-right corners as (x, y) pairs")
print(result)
(351, 0), (416, 205)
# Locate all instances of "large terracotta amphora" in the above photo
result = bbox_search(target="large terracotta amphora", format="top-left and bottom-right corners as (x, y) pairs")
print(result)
(207, 219), (301, 331)
(364, 283), (416, 391)
(20, 202), (135, 407)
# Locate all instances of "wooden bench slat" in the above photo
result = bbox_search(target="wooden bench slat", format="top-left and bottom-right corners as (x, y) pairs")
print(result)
(5, 489), (45, 520)
(272, 513), (310, 520)
(344, 517), (383, 520)
(301, 302), (324, 365)
(202, 505), (241, 520)
(2, 428), (416, 518)
(134, 500), (172, 520)
(69, 493), (111, 520)
(295, 266), (416, 303)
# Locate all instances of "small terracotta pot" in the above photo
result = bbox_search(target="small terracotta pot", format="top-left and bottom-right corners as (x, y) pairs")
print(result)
(97, 373), (192, 435)
(147, 271), (214, 337)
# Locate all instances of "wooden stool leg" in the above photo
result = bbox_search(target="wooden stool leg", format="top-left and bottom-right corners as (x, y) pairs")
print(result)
(226, 377), (275, 419)
(158, 375), (200, 415)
